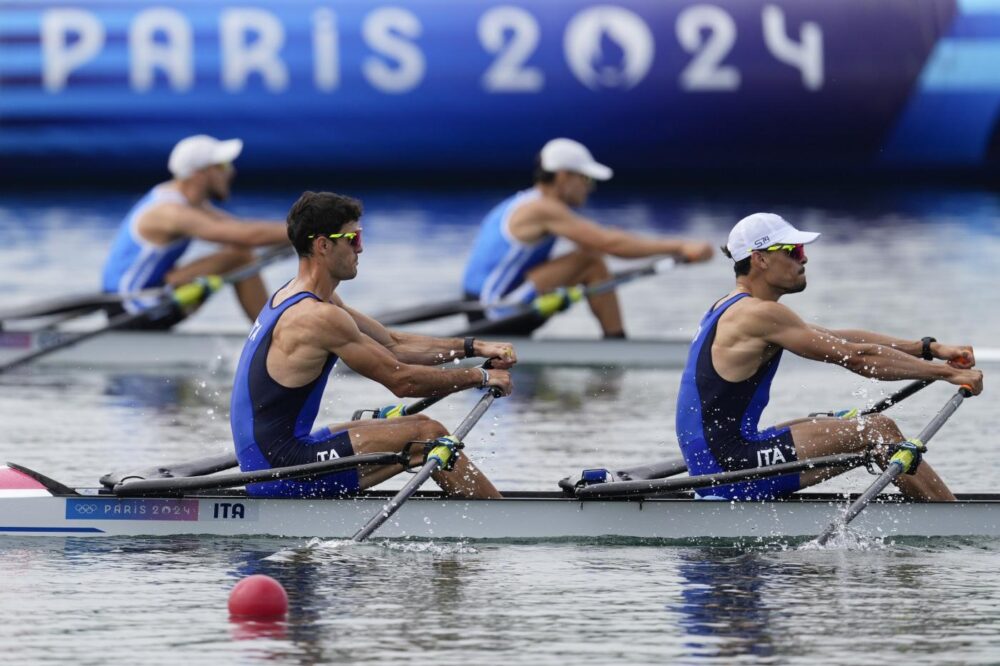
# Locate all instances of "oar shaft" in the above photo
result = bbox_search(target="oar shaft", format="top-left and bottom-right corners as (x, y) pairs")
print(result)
(114, 452), (403, 497)
(864, 380), (933, 415)
(576, 453), (865, 499)
(352, 388), (500, 542)
(815, 387), (972, 545)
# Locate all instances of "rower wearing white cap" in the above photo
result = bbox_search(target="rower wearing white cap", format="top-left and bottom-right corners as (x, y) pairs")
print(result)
(674, 213), (983, 502)
(101, 134), (288, 328)
(462, 138), (713, 337)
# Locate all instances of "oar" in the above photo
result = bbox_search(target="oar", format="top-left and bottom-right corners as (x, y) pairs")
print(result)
(113, 451), (406, 497)
(0, 245), (292, 374)
(0, 292), (137, 322)
(450, 257), (680, 336)
(569, 380), (937, 495)
(352, 386), (503, 542)
(373, 298), (483, 326)
(814, 385), (974, 546)
(351, 360), (494, 420)
(575, 453), (866, 499)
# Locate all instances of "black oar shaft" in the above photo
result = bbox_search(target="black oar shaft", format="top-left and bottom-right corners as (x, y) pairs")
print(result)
(114, 452), (403, 497)
(576, 453), (865, 499)
(815, 387), (972, 545)
(352, 388), (500, 542)
(865, 380), (933, 415)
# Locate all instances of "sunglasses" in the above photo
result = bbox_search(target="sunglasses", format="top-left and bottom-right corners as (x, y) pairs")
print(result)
(308, 228), (363, 250)
(761, 243), (806, 261)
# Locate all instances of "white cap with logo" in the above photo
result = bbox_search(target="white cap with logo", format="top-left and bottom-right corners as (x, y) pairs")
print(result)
(168, 135), (243, 179)
(540, 138), (613, 181)
(726, 213), (820, 261)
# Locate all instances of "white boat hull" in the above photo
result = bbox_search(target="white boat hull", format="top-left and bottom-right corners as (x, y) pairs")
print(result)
(2, 489), (999, 540)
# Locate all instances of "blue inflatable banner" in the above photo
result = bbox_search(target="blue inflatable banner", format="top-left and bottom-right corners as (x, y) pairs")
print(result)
(1, 0), (998, 177)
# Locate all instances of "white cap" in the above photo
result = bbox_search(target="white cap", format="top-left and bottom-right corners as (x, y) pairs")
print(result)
(540, 138), (613, 181)
(167, 135), (243, 179)
(726, 213), (820, 261)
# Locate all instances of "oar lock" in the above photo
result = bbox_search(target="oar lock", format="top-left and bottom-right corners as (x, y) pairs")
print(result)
(400, 435), (465, 472)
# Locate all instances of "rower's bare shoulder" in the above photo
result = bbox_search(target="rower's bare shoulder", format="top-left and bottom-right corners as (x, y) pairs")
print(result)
(725, 298), (801, 334)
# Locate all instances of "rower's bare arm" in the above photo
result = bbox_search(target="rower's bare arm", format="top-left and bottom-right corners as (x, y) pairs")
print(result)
(335, 296), (517, 368)
(814, 325), (975, 368)
(314, 306), (509, 397)
(755, 302), (983, 392)
(535, 201), (712, 261)
(151, 204), (288, 246)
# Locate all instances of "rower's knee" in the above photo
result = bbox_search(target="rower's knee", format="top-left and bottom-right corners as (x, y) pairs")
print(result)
(579, 251), (611, 280)
(862, 414), (904, 460)
(419, 418), (449, 441)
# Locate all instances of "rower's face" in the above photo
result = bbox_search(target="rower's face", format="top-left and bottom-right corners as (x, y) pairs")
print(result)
(323, 220), (363, 281)
(555, 171), (594, 207)
(756, 246), (808, 293)
(205, 162), (235, 201)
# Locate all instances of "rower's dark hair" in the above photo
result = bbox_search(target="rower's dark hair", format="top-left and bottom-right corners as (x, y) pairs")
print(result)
(532, 153), (556, 184)
(721, 245), (751, 276)
(287, 191), (363, 257)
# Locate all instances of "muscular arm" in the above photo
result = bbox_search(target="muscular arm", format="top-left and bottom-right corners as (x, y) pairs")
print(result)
(814, 325), (975, 367)
(332, 294), (466, 365)
(515, 199), (712, 261)
(143, 203), (289, 246)
(751, 302), (977, 387)
(307, 302), (485, 398)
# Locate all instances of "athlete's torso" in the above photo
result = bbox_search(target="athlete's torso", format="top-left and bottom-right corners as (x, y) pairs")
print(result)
(101, 185), (191, 311)
(675, 293), (784, 474)
(230, 290), (339, 472)
(462, 188), (556, 303)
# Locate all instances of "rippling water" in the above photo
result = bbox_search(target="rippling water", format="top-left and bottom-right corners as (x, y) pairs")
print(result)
(0, 187), (998, 664)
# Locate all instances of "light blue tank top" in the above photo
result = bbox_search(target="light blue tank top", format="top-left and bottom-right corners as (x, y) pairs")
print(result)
(101, 185), (191, 312)
(462, 189), (556, 306)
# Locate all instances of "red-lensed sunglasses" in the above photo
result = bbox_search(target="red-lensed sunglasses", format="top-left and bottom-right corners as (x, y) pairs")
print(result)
(762, 243), (805, 261)
(308, 228), (363, 251)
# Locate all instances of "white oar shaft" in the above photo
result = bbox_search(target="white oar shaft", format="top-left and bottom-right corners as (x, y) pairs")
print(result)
(352, 389), (500, 542)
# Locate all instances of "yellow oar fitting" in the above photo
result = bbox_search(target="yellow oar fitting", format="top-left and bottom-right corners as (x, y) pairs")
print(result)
(533, 286), (583, 317)
(172, 275), (223, 310)
(889, 438), (926, 475)
(428, 435), (463, 471)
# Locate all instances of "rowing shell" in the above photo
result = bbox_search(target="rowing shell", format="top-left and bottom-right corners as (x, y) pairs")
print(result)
(2, 465), (998, 540)
(0, 330), (693, 370)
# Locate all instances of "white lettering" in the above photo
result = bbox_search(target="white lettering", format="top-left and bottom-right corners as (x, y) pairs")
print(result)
(771, 447), (787, 464)
(41, 9), (106, 92)
(762, 5), (823, 90)
(130, 8), (193, 92)
(312, 8), (340, 91)
(677, 5), (740, 91)
(479, 6), (543, 93)
(220, 8), (289, 92)
(362, 8), (425, 93)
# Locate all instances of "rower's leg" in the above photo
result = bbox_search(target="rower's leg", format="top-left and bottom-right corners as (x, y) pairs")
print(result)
(790, 415), (955, 501)
(526, 250), (624, 337)
(338, 415), (501, 499)
(166, 247), (268, 321)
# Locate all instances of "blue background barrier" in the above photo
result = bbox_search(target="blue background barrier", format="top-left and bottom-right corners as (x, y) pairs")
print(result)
(1, 0), (998, 179)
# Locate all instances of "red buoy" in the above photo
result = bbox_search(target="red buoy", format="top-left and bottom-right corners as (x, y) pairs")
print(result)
(228, 574), (288, 618)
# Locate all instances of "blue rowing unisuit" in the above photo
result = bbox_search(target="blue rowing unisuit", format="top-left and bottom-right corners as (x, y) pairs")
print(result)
(101, 185), (191, 312)
(462, 188), (555, 312)
(675, 293), (800, 500)
(231, 289), (359, 498)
